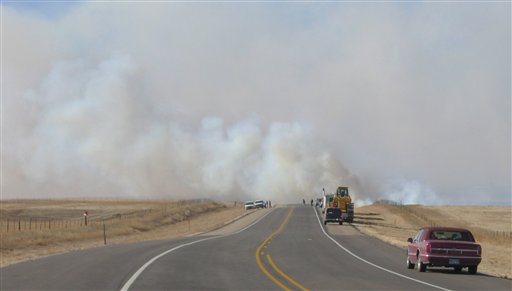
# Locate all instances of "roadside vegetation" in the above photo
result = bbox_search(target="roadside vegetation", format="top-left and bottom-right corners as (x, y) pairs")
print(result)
(354, 203), (511, 279)
(0, 199), (245, 267)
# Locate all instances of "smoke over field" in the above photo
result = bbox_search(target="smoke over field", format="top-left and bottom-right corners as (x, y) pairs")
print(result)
(3, 52), (361, 202)
(2, 3), (510, 204)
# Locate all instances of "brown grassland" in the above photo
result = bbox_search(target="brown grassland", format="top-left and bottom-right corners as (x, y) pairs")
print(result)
(0, 199), (246, 267)
(1, 200), (510, 280)
(354, 204), (512, 279)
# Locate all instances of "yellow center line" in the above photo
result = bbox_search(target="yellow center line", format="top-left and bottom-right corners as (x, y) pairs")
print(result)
(266, 254), (309, 291)
(255, 233), (290, 290)
(255, 208), (308, 291)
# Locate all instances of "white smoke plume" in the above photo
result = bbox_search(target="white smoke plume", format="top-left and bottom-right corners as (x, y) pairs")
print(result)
(2, 3), (510, 204)
(3, 52), (361, 202)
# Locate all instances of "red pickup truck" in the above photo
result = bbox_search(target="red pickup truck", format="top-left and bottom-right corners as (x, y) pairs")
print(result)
(406, 227), (481, 274)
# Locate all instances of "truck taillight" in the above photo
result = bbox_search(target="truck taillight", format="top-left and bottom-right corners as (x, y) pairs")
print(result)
(477, 245), (481, 256)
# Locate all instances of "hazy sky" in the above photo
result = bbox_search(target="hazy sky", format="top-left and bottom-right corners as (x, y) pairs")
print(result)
(2, 2), (510, 205)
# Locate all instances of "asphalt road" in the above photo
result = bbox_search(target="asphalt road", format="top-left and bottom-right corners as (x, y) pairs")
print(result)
(1, 206), (510, 290)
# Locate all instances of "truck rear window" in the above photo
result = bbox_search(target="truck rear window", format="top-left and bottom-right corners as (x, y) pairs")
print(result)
(429, 231), (474, 241)
(326, 209), (341, 216)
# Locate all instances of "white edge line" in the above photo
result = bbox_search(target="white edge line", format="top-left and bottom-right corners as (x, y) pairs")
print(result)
(232, 208), (274, 235)
(120, 208), (275, 291)
(313, 207), (452, 291)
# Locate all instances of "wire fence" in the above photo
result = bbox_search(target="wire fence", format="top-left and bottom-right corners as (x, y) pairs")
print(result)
(0, 199), (225, 234)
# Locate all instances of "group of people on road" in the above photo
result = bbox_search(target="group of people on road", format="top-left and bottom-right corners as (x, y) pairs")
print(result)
(302, 199), (315, 206)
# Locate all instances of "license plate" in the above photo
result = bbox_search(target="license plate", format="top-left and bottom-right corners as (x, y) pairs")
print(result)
(449, 259), (460, 265)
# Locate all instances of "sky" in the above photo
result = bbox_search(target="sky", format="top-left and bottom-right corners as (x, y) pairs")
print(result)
(1, 1), (511, 205)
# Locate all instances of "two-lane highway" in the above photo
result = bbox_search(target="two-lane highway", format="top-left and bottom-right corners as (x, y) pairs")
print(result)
(1, 206), (510, 290)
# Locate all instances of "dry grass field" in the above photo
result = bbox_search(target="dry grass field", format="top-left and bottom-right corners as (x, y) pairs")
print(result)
(0, 199), (247, 267)
(354, 204), (512, 279)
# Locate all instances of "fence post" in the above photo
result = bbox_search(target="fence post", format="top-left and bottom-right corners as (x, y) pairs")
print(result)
(6, 219), (9, 232)
(103, 222), (107, 245)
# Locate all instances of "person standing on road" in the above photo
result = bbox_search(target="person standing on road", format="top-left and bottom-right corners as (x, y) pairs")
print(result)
(303, 199), (305, 205)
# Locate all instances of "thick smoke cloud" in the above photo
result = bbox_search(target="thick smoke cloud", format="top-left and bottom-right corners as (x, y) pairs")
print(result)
(3, 50), (361, 203)
(2, 3), (510, 204)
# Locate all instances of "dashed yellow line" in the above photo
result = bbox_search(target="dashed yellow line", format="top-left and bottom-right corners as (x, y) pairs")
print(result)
(255, 208), (309, 291)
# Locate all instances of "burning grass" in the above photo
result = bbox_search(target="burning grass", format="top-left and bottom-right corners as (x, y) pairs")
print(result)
(0, 199), (245, 267)
(354, 204), (511, 279)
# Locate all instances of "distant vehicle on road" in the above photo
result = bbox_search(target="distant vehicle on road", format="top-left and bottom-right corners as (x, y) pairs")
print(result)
(244, 201), (255, 210)
(254, 200), (265, 209)
(322, 186), (354, 223)
(407, 227), (481, 274)
(323, 208), (343, 225)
